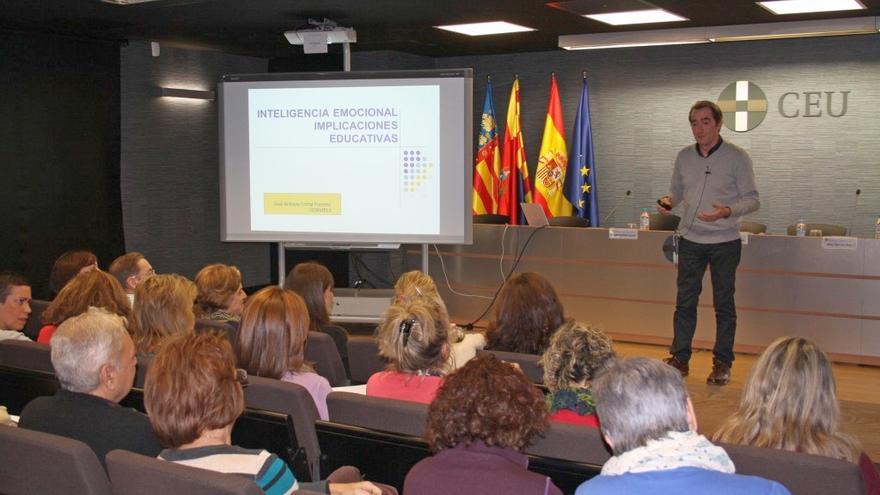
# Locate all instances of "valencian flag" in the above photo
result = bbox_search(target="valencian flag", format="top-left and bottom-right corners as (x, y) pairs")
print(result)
(534, 73), (571, 218)
(472, 77), (502, 215)
(499, 76), (532, 225)
(564, 74), (599, 226)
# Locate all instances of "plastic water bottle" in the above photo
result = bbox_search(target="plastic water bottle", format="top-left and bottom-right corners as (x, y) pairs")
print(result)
(875, 216), (880, 240)
(795, 219), (807, 237)
(639, 208), (650, 231)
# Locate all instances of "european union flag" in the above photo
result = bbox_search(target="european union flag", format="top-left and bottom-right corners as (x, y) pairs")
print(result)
(565, 75), (599, 227)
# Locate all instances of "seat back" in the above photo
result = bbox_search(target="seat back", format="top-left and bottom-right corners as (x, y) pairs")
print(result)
(327, 391), (428, 436)
(477, 349), (543, 383)
(105, 449), (262, 495)
(243, 375), (321, 481)
(720, 442), (866, 495)
(347, 335), (387, 384)
(649, 212), (681, 231)
(740, 220), (767, 234)
(22, 299), (51, 340)
(305, 332), (348, 387)
(0, 425), (111, 495)
(0, 365), (59, 414)
(525, 422), (611, 465)
(786, 223), (848, 236)
(195, 319), (237, 343)
(0, 339), (54, 373)
(134, 354), (152, 389)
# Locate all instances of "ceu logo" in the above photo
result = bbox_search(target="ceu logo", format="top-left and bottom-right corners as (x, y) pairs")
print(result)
(717, 81), (768, 132)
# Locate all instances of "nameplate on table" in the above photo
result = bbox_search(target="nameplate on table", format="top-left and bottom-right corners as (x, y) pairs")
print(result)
(821, 236), (858, 250)
(609, 228), (639, 240)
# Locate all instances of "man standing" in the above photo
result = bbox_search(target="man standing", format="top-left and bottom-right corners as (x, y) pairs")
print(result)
(0, 272), (32, 341)
(19, 306), (161, 466)
(658, 100), (759, 386)
(109, 252), (154, 305)
(575, 358), (789, 495)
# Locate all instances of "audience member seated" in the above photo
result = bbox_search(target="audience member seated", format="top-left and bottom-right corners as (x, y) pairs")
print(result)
(486, 272), (565, 355)
(108, 252), (155, 305)
(541, 321), (615, 428)
(37, 270), (130, 343)
(130, 274), (196, 355)
(236, 286), (332, 420)
(404, 354), (562, 495)
(284, 261), (350, 373)
(393, 270), (483, 370)
(145, 331), (383, 495)
(575, 357), (790, 495)
(713, 336), (880, 495)
(0, 272), (33, 342)
(19, 307), (161, 466)
(195, 263), (247, 324)
(367, 300), (449, 404)
(48, 250), (98, 299)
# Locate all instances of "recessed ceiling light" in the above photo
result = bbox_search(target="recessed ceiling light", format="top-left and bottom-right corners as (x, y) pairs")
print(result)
(434, 21), (536, 36)
(757, 0), (865, 15)
(585, 9), (688, 26)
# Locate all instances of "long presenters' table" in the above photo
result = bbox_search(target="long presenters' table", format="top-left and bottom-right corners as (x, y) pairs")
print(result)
(412, 225), (880, 365)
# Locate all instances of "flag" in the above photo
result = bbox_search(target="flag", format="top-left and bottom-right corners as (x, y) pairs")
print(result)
(565, 75), (599, 226)
(472, 78), (502, 215)
(498, 77), (532, 225)
(534, 74), (571, 218)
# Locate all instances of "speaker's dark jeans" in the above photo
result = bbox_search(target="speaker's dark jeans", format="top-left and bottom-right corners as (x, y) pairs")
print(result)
(671, 237), (742, 366)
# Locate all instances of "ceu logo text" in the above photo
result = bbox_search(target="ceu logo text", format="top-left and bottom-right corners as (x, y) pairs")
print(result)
(717, 80), (850, 133)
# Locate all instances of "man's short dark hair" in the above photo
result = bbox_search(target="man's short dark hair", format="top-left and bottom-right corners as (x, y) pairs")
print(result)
(689, 100), (723, 124)
(108, 252), (145, 288)
(0, 272), (29, 303)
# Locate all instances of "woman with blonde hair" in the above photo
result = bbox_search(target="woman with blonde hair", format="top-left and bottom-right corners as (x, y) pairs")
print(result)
(236, 286), (332, 420)
(540, 321), (615, 427)
(367, 299), (450, 404)
(713, 336), (879, 494)
(393, 270), (484, 369)
(37, 270), (130, 343)
(130, 274), (196, 355)
(194, 263), (246, 323)
(284, 261), (349, 371)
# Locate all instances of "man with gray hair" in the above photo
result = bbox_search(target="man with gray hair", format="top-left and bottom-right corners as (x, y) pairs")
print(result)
(19, 306), (160, 465)
(575, 357), (789, 495)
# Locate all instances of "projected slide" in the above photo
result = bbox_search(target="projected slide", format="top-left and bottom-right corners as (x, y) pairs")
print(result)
(247, 85), (440, 234)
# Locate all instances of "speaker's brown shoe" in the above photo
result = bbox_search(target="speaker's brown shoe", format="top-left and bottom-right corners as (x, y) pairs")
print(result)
(707, 360), (731, 386)
(664, 356), (689, 377)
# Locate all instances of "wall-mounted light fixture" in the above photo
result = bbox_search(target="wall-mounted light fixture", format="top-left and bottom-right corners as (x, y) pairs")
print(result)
(156, 87), (215, 101)
(559, 16), (879, 50)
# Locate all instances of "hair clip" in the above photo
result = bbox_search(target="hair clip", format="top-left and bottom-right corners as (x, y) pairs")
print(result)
(399, 318), (416, 346)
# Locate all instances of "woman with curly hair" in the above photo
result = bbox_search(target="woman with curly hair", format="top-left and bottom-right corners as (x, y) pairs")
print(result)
(486, 272), (565, 355)
(284, 261), (349, 372)
(236, 286), (332, 420)
(129, 274), (197, 355)
(37, 270), (130, 343)
(367, 299), (449, 404)
(404, 354), (562, 495)
(540, 321), (615, 427)
(194, 263), (246, 323)
(713, 336), (879, 495)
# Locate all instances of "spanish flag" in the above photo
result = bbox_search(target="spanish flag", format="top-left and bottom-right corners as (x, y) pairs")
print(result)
(499, 76), (532, 224)
(534, 74), (571, 218)
(472, 78), (502, 215)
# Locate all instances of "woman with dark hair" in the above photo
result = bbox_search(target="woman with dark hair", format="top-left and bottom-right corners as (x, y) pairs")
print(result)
(194, 263), (246, 323)
(540, 321), (615, 427)
(486, 272), (565, 355)
(284, 261), (349, 371)
(48, 250), (98, 298)
(37, 270), (130, 343)
(367, 300), (449, 404)
(145, 332), (384, 495)
(713, 336), (879, 495)
(236, 286), (332, 420)
(404, 354), (562, 495)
